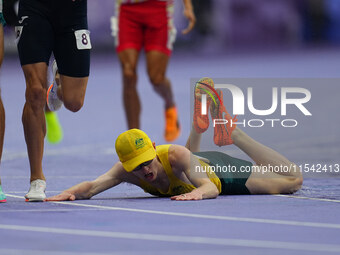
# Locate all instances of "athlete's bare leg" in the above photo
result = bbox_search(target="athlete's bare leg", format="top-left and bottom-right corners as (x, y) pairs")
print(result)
(118, 49), (140, 129)
(0, 93), (4, 186)
(146, 50), (180, 141)
(185, 123), (202, 153)
(146, 51), (174, 109)
(231, 128), (303, 194)
(0, 22), (6, 201)
(22, 63), (48, 182)
(0, 23), (4, 186)
(0, 93), (4, 201)
(186, 123), (302, 194)
(57, 75), (88, 112)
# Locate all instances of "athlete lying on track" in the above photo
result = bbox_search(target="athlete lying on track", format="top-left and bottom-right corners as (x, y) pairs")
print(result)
(46, 78), (303, 201)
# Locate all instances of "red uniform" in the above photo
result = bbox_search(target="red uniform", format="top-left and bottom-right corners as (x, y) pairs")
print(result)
(112, 0), (176, 56)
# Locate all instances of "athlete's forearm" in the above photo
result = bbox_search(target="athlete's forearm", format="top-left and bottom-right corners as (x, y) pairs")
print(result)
(191, 182), (219, 199)
(64, 181), (94, 200)
(171, 182), (219, 201)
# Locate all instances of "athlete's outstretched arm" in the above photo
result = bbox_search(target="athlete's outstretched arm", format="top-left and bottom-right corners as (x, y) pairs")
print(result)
(45, 162), (127, 201)
(169, 145), (219, 201)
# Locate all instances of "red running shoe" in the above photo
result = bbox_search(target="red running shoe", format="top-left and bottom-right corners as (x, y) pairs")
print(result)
(193, 77), (215, 134)
(210, 89), (238, 146)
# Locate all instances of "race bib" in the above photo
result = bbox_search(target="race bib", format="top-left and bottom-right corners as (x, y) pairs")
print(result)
(74, 29), (92, 50)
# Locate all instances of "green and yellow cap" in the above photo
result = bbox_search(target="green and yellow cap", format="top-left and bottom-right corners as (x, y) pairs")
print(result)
(115, 129), (156, 172)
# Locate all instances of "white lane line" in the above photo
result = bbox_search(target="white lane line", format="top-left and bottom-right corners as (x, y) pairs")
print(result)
(275, 194), (340, 203)
(5, 194), (340, 230)
(0, 208), (106, 213)
(0, 248), (117, 255)
(0, 249), (210, 255)
(0, 224), (340, 253)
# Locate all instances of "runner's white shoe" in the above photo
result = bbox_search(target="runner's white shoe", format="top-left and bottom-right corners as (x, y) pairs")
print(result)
(25, 179), (46, 202)
(46, 60), (63, 111)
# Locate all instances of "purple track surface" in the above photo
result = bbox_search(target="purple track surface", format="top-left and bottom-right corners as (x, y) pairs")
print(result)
(1, 48), (340, 255)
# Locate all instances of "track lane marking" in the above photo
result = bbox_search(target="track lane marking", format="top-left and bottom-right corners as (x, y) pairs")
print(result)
(5, 194), (340, 229)
(1, 224), (340, 253)
(0, 249), (115, 255)
(275, 194), (340, 203)
(0, 208), (106, 213)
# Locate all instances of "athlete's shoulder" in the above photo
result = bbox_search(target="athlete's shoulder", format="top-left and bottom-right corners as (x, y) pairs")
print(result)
(168, 145), (190, 166)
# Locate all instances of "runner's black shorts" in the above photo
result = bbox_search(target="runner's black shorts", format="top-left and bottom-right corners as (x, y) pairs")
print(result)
(16, 0), (91, 77)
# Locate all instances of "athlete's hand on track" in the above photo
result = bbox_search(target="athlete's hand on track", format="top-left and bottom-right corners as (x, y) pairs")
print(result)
(182, 8), (196, 35)
(171, 192), (202, 201)
(45, 192), (76, 201)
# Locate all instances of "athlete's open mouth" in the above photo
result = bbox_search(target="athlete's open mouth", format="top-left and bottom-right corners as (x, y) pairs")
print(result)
(145, 172), (154, 180)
